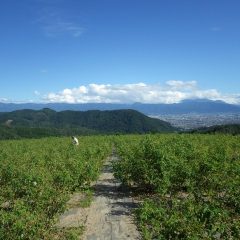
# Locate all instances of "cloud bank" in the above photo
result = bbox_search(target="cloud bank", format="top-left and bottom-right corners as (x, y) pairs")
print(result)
(43, 81), (240, 104)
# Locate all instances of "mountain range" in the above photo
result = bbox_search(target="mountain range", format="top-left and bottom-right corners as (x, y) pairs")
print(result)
(1, 99), (240, 115)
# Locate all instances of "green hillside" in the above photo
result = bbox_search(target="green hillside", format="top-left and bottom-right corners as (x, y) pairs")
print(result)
(0, 109), (176, 139)
(190, 123), (240, 135)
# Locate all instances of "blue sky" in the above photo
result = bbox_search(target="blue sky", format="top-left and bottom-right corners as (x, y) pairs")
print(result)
(1, 0), (240, 104)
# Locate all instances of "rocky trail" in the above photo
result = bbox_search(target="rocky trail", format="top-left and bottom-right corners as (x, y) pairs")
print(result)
(56, 155), (141, 240)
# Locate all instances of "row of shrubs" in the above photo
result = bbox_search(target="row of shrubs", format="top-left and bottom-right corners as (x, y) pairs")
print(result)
(113, 134), (240, 239)
(0, 136), (112, 239)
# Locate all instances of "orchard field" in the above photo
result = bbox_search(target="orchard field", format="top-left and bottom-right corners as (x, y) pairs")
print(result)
(113, 134), (240, 239)
(0, 136), (112, 239)
(1, 134), (240, 239)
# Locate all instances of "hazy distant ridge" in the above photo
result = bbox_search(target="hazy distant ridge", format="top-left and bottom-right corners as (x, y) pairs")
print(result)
(1, 99), (240, 114)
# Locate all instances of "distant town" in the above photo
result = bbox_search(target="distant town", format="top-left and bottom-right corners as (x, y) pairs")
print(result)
(152, 113), (240, 130)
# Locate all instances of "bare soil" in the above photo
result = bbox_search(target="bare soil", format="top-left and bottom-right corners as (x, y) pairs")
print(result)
(56, 155), (141, 240)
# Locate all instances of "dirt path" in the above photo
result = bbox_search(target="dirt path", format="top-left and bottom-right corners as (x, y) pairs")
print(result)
(56, 155), (141, 240)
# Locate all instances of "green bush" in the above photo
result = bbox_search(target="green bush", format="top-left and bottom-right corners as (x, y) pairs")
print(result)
(113, 134), (240, 239)
(0, 136), (112, 239)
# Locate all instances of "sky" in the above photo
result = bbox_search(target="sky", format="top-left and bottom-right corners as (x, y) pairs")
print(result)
(1, 0), (240, 104)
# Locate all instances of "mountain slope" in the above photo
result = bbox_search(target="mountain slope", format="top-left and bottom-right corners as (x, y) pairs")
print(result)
(0, 109), (176, 138)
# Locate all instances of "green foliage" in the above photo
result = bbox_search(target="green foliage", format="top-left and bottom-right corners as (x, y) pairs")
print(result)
(50, 227), (84, 240)
(113, 134), (240, 239)
(0, 136), (112, 239)
(190, 123), (240, 135)
(0, 125), (97, 140)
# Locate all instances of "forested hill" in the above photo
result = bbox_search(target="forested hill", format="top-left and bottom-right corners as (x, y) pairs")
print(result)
(190, 124), (240, 135)
(0, 108), (176, 139)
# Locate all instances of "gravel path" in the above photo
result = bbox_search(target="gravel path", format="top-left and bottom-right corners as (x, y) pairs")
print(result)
(56, 155), (141, 240)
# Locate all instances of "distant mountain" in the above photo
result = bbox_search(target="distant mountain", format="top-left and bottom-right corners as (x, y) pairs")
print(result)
(132, 99), (240, 115)
(0, 102), (130, 112)
(0, 109), (176, 139)
(1, 99), (240, 115)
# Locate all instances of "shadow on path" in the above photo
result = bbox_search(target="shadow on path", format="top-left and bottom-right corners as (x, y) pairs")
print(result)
(83, 155), (141, 240)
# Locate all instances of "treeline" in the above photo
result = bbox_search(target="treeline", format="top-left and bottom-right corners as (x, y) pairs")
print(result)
(190, 124), (240, 135)
(0, 126), (97, 140)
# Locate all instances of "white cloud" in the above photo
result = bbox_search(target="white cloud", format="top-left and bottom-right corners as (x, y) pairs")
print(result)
(0, 98), (9, 102)
(42, 21), (83, 37)
(216, 94), (240, 105)
(42, 81), (240, 104)
(36, 7), (84, 37)
(166, 80), (197, 90)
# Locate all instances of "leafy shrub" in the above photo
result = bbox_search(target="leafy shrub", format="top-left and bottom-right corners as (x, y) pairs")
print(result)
(0, 136), (112, 239)
(113, 134), (240, 239)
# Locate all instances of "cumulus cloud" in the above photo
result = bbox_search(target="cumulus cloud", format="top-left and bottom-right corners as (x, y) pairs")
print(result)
(42, 81), (240, 104)
(166, 80), (197, 90)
